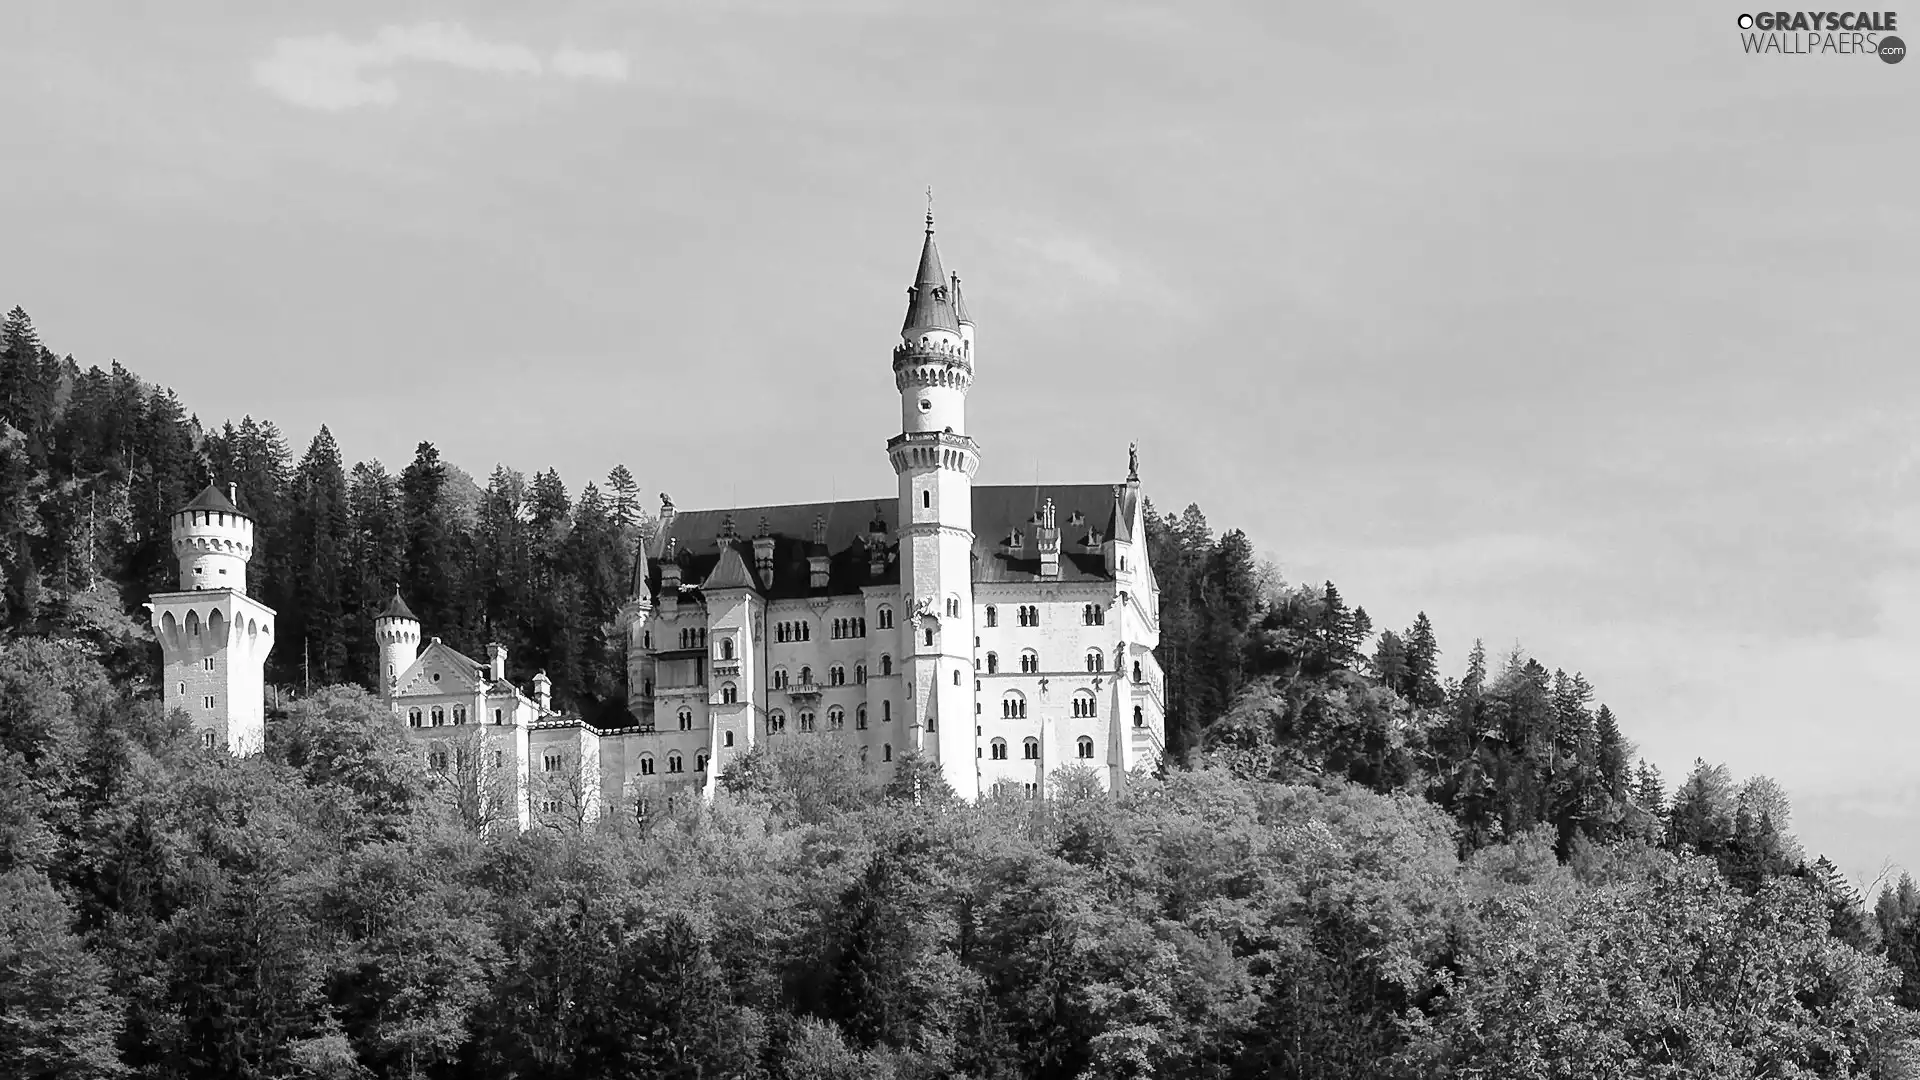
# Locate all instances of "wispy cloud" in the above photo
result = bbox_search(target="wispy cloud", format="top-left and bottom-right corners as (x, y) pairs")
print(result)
(253, 23), (628, 111)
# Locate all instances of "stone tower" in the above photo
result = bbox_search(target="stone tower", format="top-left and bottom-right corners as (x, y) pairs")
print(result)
(888, 212), (981, 799)
(149, 483), (276, 755)
(373, 588), (422, 698)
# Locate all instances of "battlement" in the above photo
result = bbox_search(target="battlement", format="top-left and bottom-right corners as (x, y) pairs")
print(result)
(892, 338), (973, 393)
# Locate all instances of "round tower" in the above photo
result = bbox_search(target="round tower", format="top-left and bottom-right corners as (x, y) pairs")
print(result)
(889, 210), (981, 800)
(374, 588), (422, 696)
(171, 482), (254, 592)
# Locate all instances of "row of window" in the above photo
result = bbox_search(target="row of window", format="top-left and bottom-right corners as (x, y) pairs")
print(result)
(980, 604), (1104, 627)
(766, 701), (889, 732)
(775, 621), (811, 642)
(679, 628), (709, 649)
(985, 735), (1097, 760)
(832, 617), (866, 639)
(998, 690), (1099, 717)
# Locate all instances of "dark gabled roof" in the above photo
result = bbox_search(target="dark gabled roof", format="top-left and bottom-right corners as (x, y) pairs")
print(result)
(378, 590), (418, 621)
(179, 483), (243, 517)
(902, 219), (960, 335)
(703, 542), (758, 591)
(636, 483), (1138, 601)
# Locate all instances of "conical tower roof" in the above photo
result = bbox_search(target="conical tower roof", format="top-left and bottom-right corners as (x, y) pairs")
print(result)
(378, 588), (418, 622)
(179, 482), (244, 517)
(902, 212), (960, 335)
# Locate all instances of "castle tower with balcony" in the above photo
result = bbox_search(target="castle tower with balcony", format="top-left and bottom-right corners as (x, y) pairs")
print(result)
(148, 483), (276, 755)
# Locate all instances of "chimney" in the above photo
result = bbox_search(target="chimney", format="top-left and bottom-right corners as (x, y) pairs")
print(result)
(753, 515), (775, 587)
(532, 670), (552, 712)
(868, 505), (888, 576)
(808, 514), (831, 591)
(486, 643), (506, 682)
(1037, 498), (1060, 580)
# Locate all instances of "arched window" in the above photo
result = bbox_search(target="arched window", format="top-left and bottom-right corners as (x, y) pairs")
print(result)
(924, 628), (935, 647)
(640, 754), (656, 775)
(431, 707), (445, 727)
(721, 637), (735, 660)
(799, 711), (816, 732)
(991, 738), (1008, 760)
(1133, 705), (1145, 728)
(201, 730), (216, 749)
(453, 706), (467, 724)
(408, 708), (422, 728)
(1002, 692), (1027, 719)
(1020, 650), (1039, 674)
(668, 752), (683, 774)
(721, 682), (738, 704)
(802, 621), (811, 642)
(856, 663), (867, 684)
(773, 667), (789, 690)
(1077, 735), (1095, 759)
(985, 605), (997, 627)
(881, 654), (893, 676)
(828, 706), (845, 730)
(830, 665), (845, 686)
(695, 751), (708, 772)
(642, 630), (652, 649)
(768, 710), (786, 733)
(724, 730), (736, 747)
(678, 707), (693, 730)
(1132, 660), (1142, 682)
(856, 704), (868, 729)
(494, 708), (503, 724)
(878, 606), (894, 629)
(777, 623), (788, 643)
(883, 700), (892, 722)
(883, 743), (892, 762)
(986, 652), (999, 673)
(923, 490), (931, 509)
(946, 596), (960, 618)
(1023, 737), (1040, 760)
(799, 666), (813, 686)
(1086, 650), (1104, 673)
(1073, 691), (1097, 718)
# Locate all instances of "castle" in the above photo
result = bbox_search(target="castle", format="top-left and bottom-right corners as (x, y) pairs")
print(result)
(153, 216), (1167, 827)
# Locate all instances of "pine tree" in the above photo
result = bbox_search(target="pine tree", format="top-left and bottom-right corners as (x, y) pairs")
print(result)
(400, 443), (454, 636)
(1371, 630), (1409, 694)
(1404, 612), (1443, 707)
(291, 428), (352, 685)
(346, 461), (404, 686)
(606, 464), (640, 532)
(1594, 704), (1630, 799)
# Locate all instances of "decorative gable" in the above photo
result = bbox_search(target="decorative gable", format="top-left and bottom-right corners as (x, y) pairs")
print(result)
(393, 641), (488, 698)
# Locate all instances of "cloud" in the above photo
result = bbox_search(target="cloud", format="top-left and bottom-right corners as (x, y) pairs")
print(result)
(253, 23), (629, 111)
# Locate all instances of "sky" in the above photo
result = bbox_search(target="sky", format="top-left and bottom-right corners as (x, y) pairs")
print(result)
(4, 2), (1916, 888)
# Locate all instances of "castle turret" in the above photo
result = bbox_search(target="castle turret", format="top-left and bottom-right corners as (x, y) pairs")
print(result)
(888, 211), (980, 799)
(149, 482), (275, 755)
(374, 588), (421, 698)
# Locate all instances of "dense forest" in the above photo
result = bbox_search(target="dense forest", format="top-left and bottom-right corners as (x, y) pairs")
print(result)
(6, 302), (1920, 1078)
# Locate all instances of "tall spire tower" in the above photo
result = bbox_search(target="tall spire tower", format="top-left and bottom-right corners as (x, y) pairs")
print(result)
(888, 210), (980, 799)
(148, 483), (276, 754)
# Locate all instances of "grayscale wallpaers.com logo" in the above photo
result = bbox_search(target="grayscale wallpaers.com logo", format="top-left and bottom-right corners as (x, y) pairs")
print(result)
(1737, 11), (1904, 60)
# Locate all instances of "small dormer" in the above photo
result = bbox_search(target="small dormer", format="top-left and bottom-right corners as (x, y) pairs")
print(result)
(868, 505), (888, 576)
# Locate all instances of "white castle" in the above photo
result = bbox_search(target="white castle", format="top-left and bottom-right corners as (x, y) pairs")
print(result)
(155, 217), (1168, 827)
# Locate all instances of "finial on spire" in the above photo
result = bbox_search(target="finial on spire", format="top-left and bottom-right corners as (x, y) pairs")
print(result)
(925, 186), (934, 232)
(1128, 442), (1139, 482)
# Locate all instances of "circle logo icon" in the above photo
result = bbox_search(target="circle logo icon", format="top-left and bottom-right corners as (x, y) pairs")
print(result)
(1738, 13), (1755, 29)
(1881, 35), (1906, 63)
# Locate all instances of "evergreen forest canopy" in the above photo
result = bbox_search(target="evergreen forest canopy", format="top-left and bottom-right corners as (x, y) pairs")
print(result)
(6, 302), (1920, 1077)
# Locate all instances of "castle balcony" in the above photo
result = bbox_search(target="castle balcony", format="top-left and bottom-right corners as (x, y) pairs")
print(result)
(786, 680), (822, 702)
(711, 661), (742, 679)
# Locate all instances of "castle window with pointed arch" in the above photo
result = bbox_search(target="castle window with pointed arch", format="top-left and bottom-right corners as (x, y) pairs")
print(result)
(985, 605), (997, 627)
(696, 751), (708, 773)
(946, 596), (961, 618)
(828, 706), (845, 730)
(668, 752), (683, 774)
(1002, 691), (1027, 719)
(1020, 650), (1039, 674)
(721, 682), (738, 704)
(881, 654), (893, 676)
(799, 666), (813, 687)
(678, 707), (693, 730)
(991, 737), (1008, 760)
(986, 652), (999, 674)
(799, 711), (816, 732)
(409, 708), (422, 728)
(1022, 736), (1040, 760)
(829, 665), (845, 687)
(1086, 650), (1104, 673)
(856, 704), (868, 730)
(431, 707), (444, 727)
(856, 663), (867, 685)
(453, 706), (467, 725)
(719, 637), (735, 661)
(772, 667), (789, 690)
(640, 754), (655, 775)
(1072, 691), (1097, 719)
(768, 710), (786, 734)
(877, 606), (894, 630)
(1077, 735), (1095, 759)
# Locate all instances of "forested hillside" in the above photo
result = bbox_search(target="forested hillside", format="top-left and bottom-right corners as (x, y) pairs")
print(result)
(7, 302), (1920, 1078)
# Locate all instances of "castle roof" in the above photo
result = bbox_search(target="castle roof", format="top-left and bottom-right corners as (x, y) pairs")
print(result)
(179, 482), (244, 517)
(902, 217), (960, 335)
(952, 272), (972, 326)
(636, 483), (1139, 601)
(377, 590), (418, 622)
